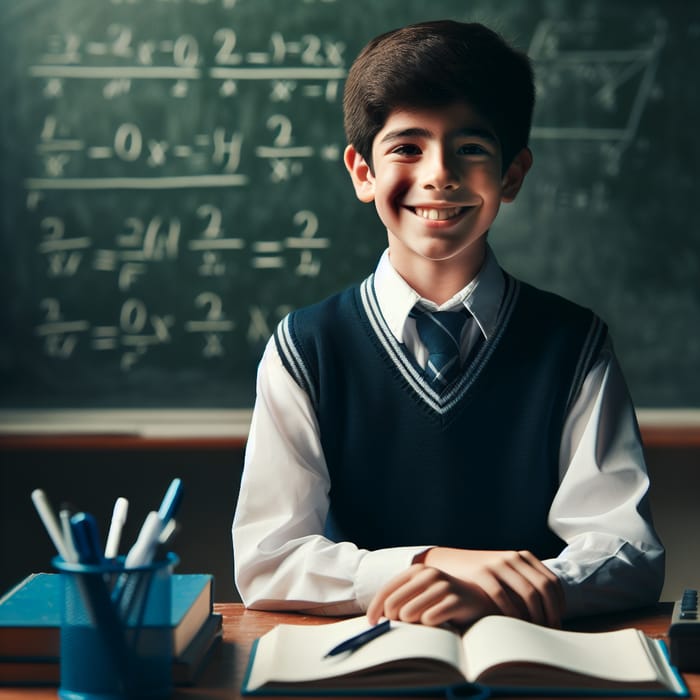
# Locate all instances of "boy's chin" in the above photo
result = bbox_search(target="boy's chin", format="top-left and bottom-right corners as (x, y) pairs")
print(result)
(395, 240), (486, 266)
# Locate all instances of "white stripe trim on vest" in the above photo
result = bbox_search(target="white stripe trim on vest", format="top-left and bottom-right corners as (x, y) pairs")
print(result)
(566, 314), (607, 413)
(275, 315), (318, 408)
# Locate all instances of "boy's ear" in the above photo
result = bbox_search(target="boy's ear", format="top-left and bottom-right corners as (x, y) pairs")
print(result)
(344, 145), (376, 203)
(501, 147), (533, 202)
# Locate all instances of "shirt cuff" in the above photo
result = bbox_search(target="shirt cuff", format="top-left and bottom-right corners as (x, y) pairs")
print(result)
(542, 539), (665, 619)
(354, 546), (432, 610)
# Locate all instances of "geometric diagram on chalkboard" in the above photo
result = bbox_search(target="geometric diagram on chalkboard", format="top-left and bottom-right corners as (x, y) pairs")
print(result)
(528, 18), (667, 154)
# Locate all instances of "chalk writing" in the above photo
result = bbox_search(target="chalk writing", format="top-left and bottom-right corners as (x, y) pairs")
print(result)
(2, 0), (696, 410)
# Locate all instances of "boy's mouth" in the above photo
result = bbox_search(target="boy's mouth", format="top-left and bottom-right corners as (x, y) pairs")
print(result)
(411, 206), (469, 221)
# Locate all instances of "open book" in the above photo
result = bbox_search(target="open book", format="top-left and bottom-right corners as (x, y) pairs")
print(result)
(242, 614), (688, 696)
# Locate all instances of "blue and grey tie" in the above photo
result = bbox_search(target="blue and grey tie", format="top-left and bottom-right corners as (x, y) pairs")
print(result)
(410, 306), (469, 391)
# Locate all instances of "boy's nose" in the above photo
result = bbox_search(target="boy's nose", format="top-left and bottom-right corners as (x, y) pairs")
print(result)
(421, 151), (460, 191)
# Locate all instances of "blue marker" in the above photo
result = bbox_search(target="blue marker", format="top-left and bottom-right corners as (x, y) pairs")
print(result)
(69, 512), (105, 564)
(157, 478), (183, 526)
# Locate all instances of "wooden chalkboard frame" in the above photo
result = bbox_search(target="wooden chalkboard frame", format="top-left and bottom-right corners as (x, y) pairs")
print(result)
(0, 409), (698, 447)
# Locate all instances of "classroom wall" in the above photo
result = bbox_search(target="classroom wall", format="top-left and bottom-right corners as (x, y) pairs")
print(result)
(0, 442), (698, 604)
(0, 445), (243, 601)
(646, 445), (700, 600)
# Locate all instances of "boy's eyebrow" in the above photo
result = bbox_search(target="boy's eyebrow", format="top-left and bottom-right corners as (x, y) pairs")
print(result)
(379, 126), (498, 144)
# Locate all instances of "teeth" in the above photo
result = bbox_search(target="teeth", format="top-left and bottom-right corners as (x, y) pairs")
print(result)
(414, 207), (463, 221)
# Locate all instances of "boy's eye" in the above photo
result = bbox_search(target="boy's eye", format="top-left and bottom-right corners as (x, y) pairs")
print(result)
(458, 143), (489, 156)
(391, 144), (421, 156)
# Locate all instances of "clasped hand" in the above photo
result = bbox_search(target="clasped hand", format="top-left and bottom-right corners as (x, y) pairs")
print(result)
(367, 547), (564, 630)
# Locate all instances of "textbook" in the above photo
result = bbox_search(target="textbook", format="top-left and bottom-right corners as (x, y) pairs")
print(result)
(0, 572), (213, 659)
(0, 612), (222, 686)
(242, 614), (689, 696)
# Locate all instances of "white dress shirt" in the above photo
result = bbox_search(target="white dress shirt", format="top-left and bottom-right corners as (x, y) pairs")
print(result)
(232, 247), (665, 618)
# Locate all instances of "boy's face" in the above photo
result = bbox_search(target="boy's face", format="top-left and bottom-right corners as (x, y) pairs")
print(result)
(345, 102), (531, 275)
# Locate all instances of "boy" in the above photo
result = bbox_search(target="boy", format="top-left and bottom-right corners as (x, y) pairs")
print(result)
(232, 20), (664, 628)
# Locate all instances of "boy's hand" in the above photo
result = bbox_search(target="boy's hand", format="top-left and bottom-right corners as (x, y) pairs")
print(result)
(367, 564), (497, 629)
(367, 548), (564, 629)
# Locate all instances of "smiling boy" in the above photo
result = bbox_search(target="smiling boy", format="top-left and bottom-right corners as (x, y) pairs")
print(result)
(232, 20), (664, 629)
(345, 101), (527, 304)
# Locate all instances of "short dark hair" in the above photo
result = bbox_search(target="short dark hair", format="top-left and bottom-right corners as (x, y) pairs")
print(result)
(343, 20), (535, 170)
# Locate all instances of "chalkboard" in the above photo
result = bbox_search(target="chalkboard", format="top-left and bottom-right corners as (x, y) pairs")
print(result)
(1, 0), (698, 413)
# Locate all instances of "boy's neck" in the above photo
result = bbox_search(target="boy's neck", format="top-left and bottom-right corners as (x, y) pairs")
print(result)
(388, 240), (487, 305)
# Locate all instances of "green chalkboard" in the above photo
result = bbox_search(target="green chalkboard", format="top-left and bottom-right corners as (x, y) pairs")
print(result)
(1, 0), (698, 412)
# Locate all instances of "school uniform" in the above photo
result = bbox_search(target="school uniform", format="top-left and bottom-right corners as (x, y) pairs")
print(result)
(233, 246), (664, 617)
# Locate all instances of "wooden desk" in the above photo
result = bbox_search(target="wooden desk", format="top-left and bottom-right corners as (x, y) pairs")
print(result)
(0, 604), (696, 700)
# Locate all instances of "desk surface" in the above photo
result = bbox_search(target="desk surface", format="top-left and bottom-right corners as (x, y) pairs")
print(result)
(0, 603), (695, 700)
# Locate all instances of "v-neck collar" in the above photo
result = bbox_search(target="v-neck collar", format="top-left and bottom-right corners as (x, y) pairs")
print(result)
(359, 273), (520, 415)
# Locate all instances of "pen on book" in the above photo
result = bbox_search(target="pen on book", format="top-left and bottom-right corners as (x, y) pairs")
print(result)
(324, 620), (392, 657)
(105, 497), (129, 559)
(31, 489), (72, 561)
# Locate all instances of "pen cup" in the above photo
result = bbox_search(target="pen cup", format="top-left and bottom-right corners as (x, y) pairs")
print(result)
(53, 553), (178, 700)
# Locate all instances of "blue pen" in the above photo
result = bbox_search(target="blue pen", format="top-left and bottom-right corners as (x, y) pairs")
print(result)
(324, 620), (392, 657)
(70, 512), (105, 564)
(157, 478), (183, 526)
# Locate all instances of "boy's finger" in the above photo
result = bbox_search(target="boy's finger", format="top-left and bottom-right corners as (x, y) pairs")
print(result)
(388, 577), (453, 623)
(379, 567), (445, 620)
(367, 564), (426, 623)
(507, 552), (563, 626)
(471, 569), (525, 619)
(492, 563), (548, 625)
(521, 553), (566, 623)
(494, 552), (561, 627)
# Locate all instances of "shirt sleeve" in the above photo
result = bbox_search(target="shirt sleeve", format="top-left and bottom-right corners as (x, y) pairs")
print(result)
(543, 337), (665, 618)
(232, 336), (427, 614)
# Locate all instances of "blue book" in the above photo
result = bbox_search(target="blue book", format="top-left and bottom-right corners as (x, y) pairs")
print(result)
(0, 572), (213, 660)
(0, 612), (222, 686)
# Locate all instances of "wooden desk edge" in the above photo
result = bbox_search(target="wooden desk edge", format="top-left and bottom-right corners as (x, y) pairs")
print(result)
(0, 603), (695, 700)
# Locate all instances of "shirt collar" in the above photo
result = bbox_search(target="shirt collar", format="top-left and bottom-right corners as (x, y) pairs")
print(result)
(373, 245), (505, 343)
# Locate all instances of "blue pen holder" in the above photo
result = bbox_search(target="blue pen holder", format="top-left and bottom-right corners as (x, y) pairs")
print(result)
(53, 553), (178, 700)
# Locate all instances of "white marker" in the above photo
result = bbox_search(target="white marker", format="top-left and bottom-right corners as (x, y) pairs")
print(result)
(31, 489), (71, 561)
(124, 511), (162, 569)
(105, 497), (129, 559)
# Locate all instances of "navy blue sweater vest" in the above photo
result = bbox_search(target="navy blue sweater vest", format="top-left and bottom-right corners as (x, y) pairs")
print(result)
(274, 274), (607, 559)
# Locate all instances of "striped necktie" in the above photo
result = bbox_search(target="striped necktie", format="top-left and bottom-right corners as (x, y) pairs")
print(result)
(410, 306), (469, 391)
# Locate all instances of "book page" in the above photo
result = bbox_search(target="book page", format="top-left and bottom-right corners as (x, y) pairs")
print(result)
(246, 616), (464, 690)
(461, 616), (660, 684)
